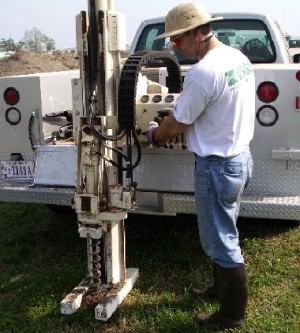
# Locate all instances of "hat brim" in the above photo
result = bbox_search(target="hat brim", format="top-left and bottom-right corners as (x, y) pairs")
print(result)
(154, 16), (223, 40)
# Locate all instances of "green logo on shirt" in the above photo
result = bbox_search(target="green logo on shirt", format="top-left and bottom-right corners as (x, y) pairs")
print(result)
(225, 62), (254, 88)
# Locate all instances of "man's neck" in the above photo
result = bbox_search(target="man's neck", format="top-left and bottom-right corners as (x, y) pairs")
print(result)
(197, 36), (221, 60)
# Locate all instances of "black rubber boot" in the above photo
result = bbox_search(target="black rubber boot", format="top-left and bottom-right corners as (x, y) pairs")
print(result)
(191, 263), (219, 300)
(194, 264), (248, 330)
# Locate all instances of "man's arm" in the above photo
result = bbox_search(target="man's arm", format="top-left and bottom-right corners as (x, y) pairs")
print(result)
(152, 113), (188, 143)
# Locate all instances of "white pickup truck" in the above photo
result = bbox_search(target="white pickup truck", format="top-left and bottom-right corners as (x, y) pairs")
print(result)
(130, 13), (300, 64)
(125, 12), (300, 220)
(1, 12), (300, 221)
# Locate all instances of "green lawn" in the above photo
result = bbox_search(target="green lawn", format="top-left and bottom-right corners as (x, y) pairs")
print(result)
(0, 202), (299, 333)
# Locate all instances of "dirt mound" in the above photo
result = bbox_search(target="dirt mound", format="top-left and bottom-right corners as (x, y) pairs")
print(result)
(0, 50), (79, 77)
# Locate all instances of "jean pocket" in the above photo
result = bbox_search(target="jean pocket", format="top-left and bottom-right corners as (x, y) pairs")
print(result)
(219, 162), (245, 206)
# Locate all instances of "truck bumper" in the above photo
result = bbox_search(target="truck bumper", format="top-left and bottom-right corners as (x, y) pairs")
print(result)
(1, 183), (300, 221)
(131, 191), (300, 221)
(0, 180), (74, 206)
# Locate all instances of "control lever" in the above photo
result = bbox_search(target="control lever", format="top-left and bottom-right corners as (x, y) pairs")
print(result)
(45, 110), (73, 121)
(154, 108), (173, 124)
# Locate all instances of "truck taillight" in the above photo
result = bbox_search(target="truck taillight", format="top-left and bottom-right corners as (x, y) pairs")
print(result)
(256, 105), (278, 127)
(5, 107), (21, 125)
(296, 71), (300, 81)
(4, 87), (20, 105)
(257, 81), (278, 103)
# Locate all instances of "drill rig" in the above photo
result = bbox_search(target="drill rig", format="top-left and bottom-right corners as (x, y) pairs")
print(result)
(60, 0), (182, 321)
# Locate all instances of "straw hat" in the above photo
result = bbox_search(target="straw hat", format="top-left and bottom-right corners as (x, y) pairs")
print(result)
(155, 2), (223, 40)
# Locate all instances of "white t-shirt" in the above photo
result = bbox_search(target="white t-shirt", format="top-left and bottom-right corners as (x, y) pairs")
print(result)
(174, 43), (255, 157)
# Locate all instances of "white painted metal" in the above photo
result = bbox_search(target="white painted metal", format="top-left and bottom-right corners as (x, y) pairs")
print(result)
(0, 76), (42, 154)
(105, 221), (125, 284)
(95, 0), (114, 11)
(0, 70), (79, 155)
(60, 276), (92, 315)
(61, 3), (137, 320)
(94, 268), (139, 321)
(107, 12), (126, 51)
(61, 259), (139, 320)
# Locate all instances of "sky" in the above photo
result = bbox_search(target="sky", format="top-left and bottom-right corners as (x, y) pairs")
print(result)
(0, 0), (299, 49)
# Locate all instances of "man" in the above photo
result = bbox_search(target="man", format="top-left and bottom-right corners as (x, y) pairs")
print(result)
(146, 2), (255, 330)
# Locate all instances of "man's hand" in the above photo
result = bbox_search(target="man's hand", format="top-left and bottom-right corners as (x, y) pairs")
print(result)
(144, 121), (160, 146)
(144, 108), (187, 147)
(144, 108), (173, 146)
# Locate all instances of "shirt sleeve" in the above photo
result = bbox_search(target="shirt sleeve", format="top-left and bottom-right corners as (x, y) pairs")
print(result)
(173, 70), (211, 125)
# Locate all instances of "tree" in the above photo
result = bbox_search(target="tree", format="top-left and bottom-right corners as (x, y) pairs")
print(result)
(16, 41), (26, 51)
(45, 38), (56, 52)
(21, 27), (56, 52)
(0, 38), (17, 52)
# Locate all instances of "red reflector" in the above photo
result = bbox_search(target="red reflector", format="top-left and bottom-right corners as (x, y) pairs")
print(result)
(257, 81), (279, 103)
(4, 87), (20, 105)
(296, 71), (300, 81)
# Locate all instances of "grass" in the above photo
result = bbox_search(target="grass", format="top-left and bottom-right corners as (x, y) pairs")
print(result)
(0, 202), (299, 333)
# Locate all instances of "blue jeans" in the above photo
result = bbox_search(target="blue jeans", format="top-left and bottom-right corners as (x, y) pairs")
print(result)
(194, 149), (253, 268)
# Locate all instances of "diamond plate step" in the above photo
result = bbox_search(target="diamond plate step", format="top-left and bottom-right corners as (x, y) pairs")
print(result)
(0, 180), (74, 206)
(159, 193), (300, 220)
